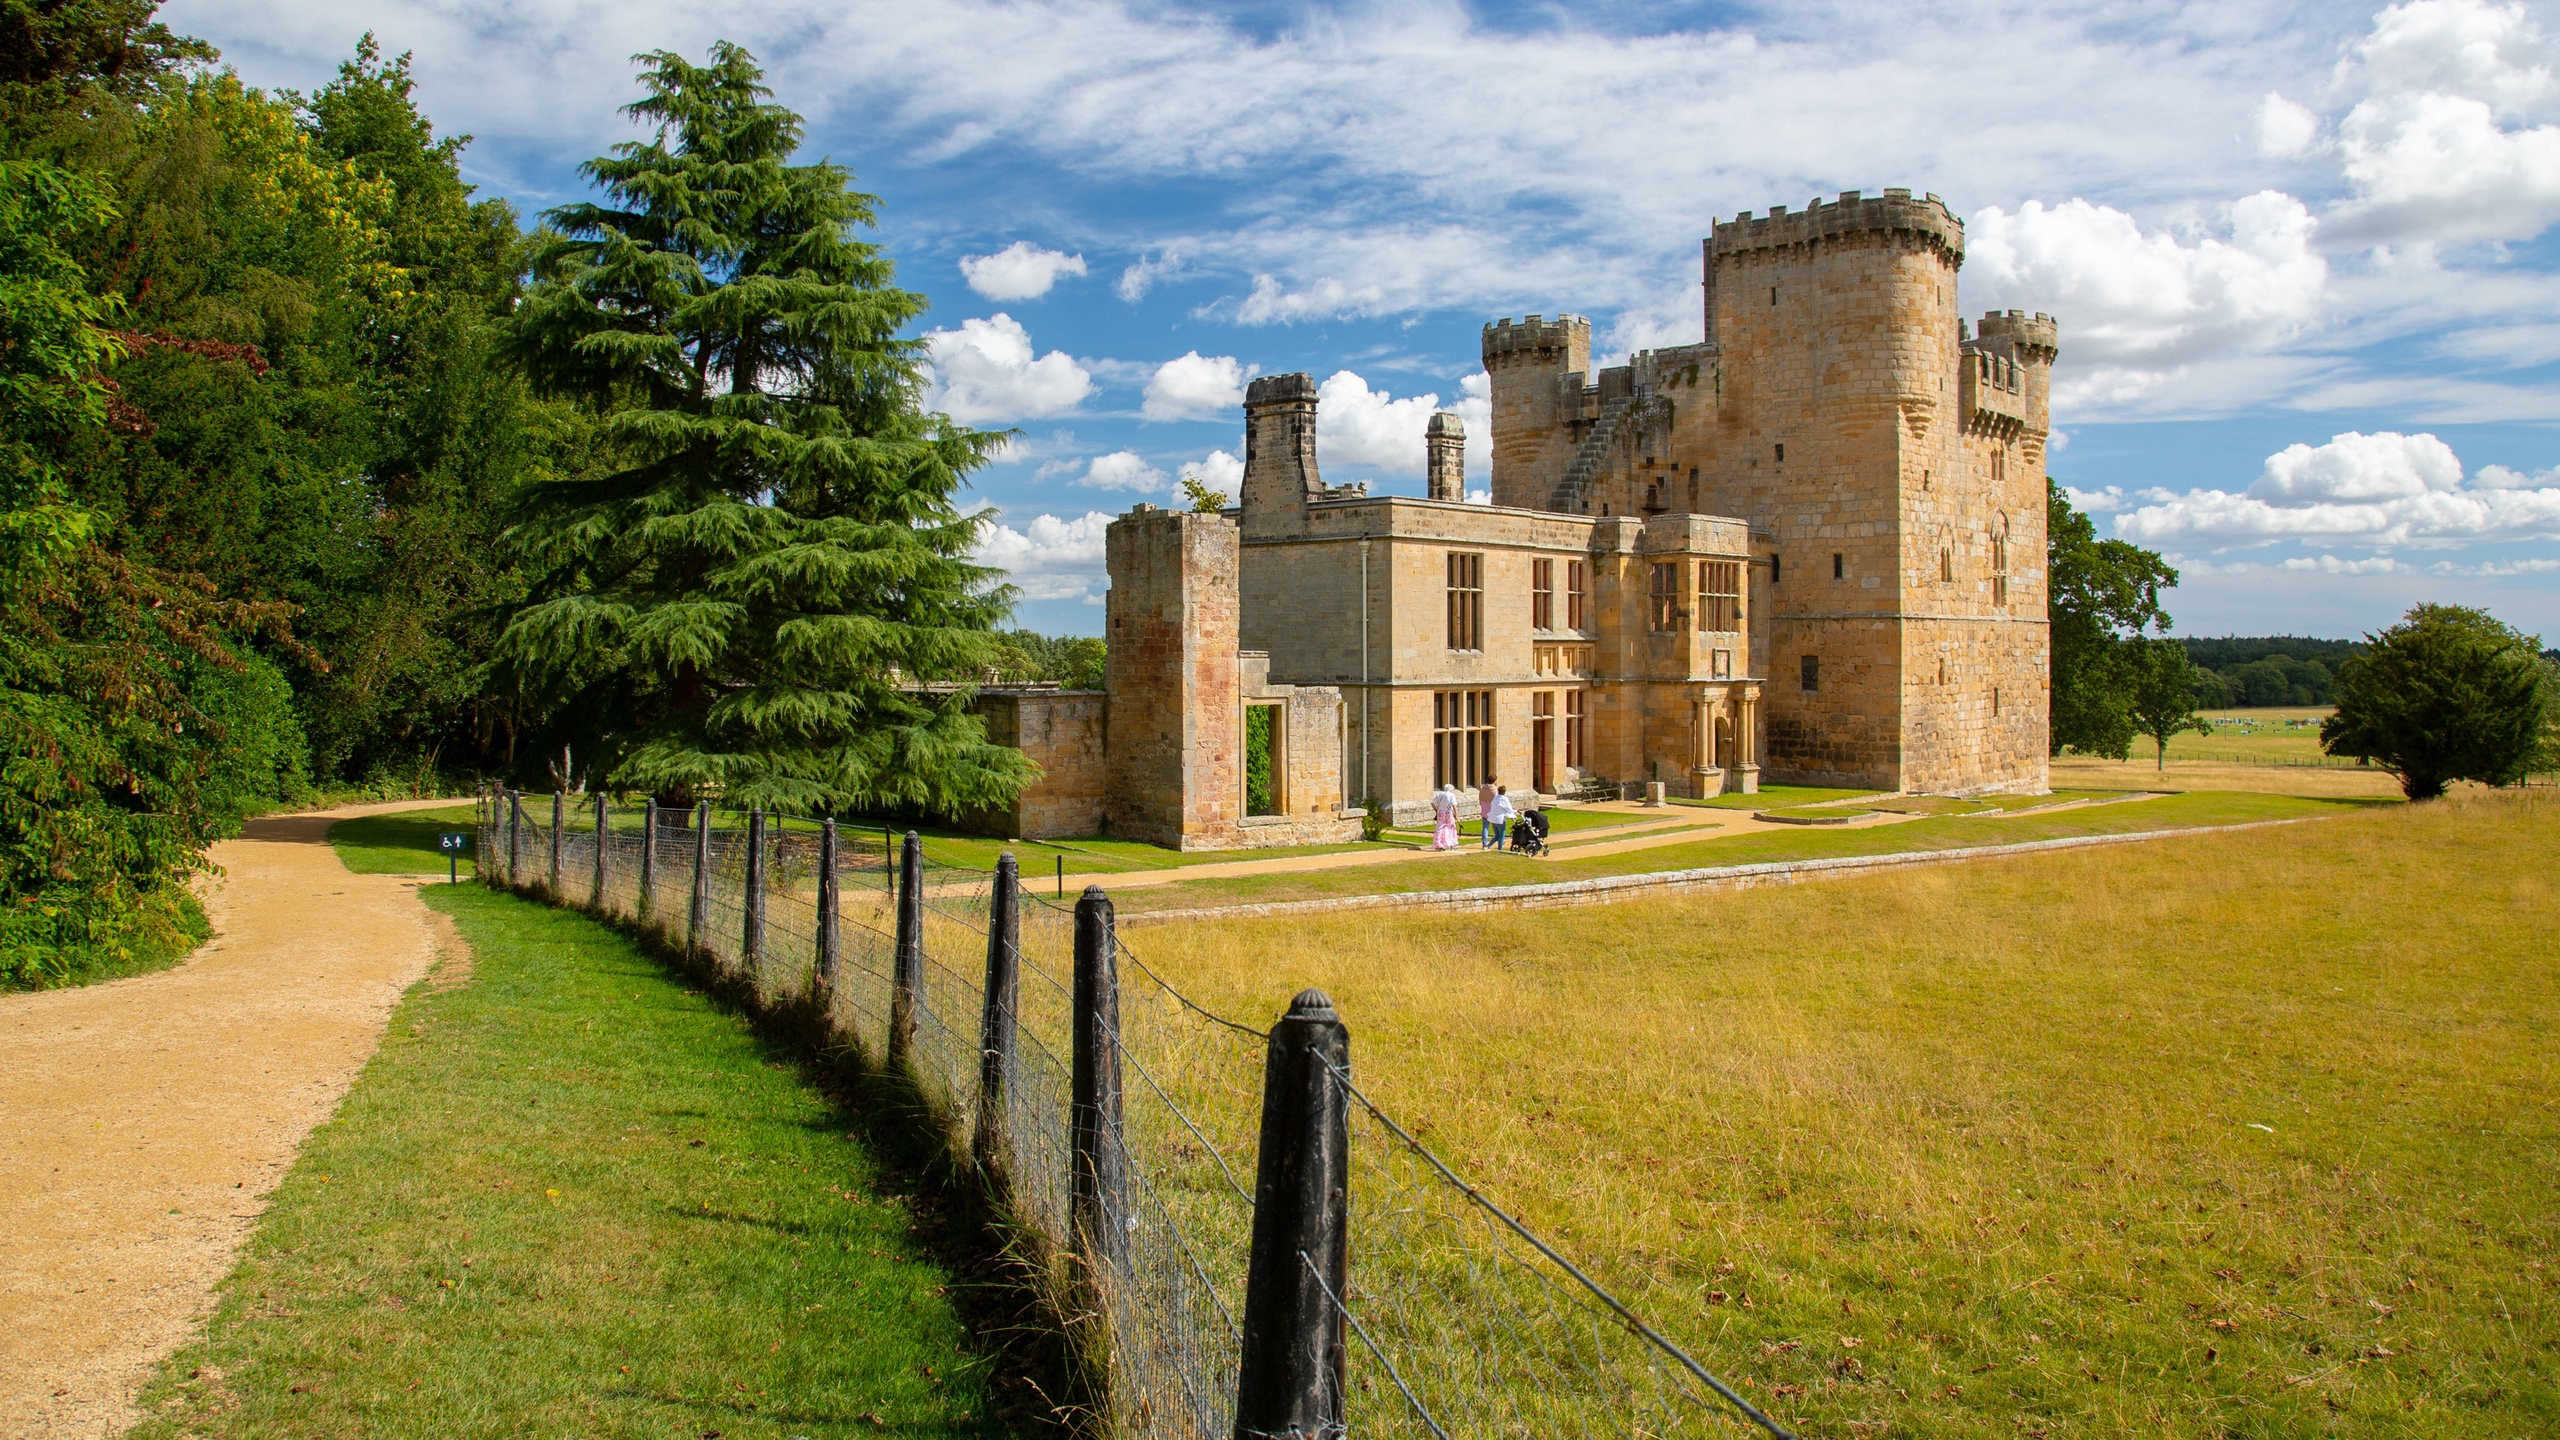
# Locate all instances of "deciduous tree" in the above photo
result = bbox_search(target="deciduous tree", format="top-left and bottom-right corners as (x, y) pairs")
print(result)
(2125, 637), (2210, 772)
(2047, 481), (2179, 759)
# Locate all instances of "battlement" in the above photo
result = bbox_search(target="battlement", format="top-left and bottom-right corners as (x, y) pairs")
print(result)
(1710, 188), (1964, 267)
(1482, 314), (1592, 368)
(1958, 346), (2028, 439)
(1245, 372), (1319, 409)
(1973, 309), (2059, 363)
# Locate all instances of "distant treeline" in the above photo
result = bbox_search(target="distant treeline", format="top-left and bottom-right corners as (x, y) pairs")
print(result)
(2180, 636), (2364, 707)
(991, 631), (1105, 690)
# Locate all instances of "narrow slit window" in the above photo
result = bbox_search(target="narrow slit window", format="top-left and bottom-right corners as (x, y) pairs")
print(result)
(1801, 654), (1821, 692)
(1832, 553), (1845, 581)
(1566, 560), (1586, 630)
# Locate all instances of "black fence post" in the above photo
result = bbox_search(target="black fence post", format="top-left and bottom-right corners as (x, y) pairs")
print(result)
(592, 793), (608, 911)
(816, 819), (841, 992)
(1071, 886), (1128, 1275)
(689, 801), (712, 958)
(890, 831), (924, 1064)
(743, 809), (767, 972)
(1233, 990), (1352, 1440)
(549, 791), (565, 896)
(639, 799), (658, 927)
(507, 790), (523, 884)
(974, 852), (1021, 1179)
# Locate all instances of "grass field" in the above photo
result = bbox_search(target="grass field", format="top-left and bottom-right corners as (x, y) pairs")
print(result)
(1128, 788), (2560, 1436)
(1109, 789), (2359, 913)
(328, 805), (482, 875)
(130, 881), (1008, 1440)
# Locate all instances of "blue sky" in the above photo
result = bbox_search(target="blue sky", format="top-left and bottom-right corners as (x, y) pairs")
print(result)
(169, 0), (2560, 640)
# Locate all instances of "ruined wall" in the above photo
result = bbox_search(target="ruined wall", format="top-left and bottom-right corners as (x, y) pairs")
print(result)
(960, 690), (1106, 839)
(1103, 507), (1244, 849)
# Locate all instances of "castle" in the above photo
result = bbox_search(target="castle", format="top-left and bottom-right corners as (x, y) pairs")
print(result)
(966, 189), (2056, 847)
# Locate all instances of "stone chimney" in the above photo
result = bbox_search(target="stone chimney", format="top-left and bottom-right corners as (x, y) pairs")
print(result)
(1425, 411), (1465, 501)
(1239, 372), (1320, 537)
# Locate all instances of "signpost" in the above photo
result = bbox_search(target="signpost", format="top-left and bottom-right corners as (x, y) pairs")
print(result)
(437, 831), (469, 884)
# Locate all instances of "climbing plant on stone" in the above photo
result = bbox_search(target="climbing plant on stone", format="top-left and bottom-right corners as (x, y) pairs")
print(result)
(494, 42), (1033, 818)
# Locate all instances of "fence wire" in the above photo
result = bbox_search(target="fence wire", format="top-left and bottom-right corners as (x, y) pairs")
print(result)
(472, 789), (1789, 1440)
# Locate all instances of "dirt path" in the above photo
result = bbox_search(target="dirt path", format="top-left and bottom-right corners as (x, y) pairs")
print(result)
(0, 801), (457, 1439)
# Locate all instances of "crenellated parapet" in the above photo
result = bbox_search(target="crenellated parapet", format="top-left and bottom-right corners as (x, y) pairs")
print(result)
(1481, 314), (1592, 371)
(1710, 188), (1964, 269)
(1972, 309), (2059, 365)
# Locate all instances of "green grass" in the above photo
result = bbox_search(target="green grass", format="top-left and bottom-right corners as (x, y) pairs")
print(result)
(328, 805), (482, 875)
(1137, 788), (2560, 1437)
(130, 885), (1007, 1440)
(1111, 790), (2365, 912)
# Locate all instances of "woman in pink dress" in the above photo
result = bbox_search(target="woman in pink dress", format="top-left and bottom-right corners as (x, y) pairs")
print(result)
(1430, 783), (1460, 850)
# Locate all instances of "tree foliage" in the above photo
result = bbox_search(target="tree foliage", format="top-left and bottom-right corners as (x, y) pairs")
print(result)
(2125, 637), (2211, 772)
(2047, 481), (2179, 759)
(2321, 604), (2548, 800)
(494, 43), (1031, 817)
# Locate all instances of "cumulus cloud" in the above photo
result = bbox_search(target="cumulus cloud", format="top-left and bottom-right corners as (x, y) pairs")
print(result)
(1967, 194), (2327, 407)
(2320, 0), (2560, 243)
(2062, 484), (2128, 512)
(1077, 451), (1169, 492)
(2478, 461), (2560, 488)
(1143, 352), (1254, 421)
(2116, 430), (2560, 549)
(1117, 248), (1188, 302)
(960, 241), (1089, 300)
(971, 510), (1113, 602)
(1314, 371), (1448, 478)
(924, 314), (1092, 423)
(2256, 92), (2324, 156)
(1178, 449), (1242, 499)
(2281, 553), (2411, 573)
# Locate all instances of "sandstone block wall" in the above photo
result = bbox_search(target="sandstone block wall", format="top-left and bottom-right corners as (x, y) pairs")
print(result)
(959, 690), (1106, 839)
(1105, 507), (1244, 849)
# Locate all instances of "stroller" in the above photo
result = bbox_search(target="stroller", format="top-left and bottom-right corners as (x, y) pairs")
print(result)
(1507, 808), (1551, 857)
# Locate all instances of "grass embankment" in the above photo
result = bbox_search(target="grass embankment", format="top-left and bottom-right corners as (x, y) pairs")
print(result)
(1110, 789), (2361, 913)
(131, 880), (1007, 1440)
(1136, 787), (2560, 1437)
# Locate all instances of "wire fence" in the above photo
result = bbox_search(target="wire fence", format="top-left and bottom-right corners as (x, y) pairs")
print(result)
(475, 788), (1791, 1440)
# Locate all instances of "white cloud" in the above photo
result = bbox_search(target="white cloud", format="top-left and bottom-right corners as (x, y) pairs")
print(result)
(1143, 352), (1254, 421)
(1454, 372), (1493, 481)
(2478, 461), (2560, 488)
(1314, 370), (1445, 478)
(2256, 92), (2323, 156)
(1077, 450), (1168, 492)
(2319, 0), (2560, 243)
(2063, 484), (2127, 512)
(923, 314), (1093, 423)
(2430, 556), (2560, 575)
(2251, 430), (2462, 502)
(2116, 430), (2560, 550)
(2281, 553), (2411, 573)
(959, 241), (1089, 300)
(1465, 488), (1491, 505)
(1177, 449), (1242, 499)
(972, 510), (1113, 602)
(1117, 248), (1187, 302)
(1967, 193), (2327, 408)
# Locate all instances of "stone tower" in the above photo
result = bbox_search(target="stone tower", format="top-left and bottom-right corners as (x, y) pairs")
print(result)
(1425, 411), (1465, 501)
(1480, 315), (1589, 509)
(1103, 507), (1242, 848)
(1698, 188), (2049, 791)
(1239, 372), (1320, 538)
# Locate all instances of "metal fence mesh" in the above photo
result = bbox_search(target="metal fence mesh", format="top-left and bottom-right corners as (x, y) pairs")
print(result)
(473, 790), (1787, 1440)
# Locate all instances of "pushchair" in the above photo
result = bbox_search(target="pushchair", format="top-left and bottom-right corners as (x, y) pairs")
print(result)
(1508, 808), (1550, 856)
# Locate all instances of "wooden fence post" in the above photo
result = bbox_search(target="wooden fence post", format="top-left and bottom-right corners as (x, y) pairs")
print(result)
(507, 790), (523, 884)
(816, 819), (841, 992)
(689, 801), (712, 958)
(973, 852), (1020, 1179)
(890, 832), (924, 1064)
(639, 799), (658, 927)
(592, 793), (608, 911)
(1232, 990), (1352, 1440)
(549, 791), (564, 896)
(1071, 886), (1128, 1274)
(743, 809), (767, 972)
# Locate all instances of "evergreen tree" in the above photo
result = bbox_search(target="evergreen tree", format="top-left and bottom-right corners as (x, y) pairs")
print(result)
(2321, 604), (2547, 800)
(496, 43), (1031, 816)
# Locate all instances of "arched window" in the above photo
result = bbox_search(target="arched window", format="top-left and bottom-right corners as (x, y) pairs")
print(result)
(1992, 514), (2011, 608)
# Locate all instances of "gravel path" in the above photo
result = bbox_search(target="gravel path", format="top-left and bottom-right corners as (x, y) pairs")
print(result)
(0, 802), (455, 1439)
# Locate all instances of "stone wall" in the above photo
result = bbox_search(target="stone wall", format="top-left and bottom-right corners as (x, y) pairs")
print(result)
(1104, 507), (1244, 849)
(959, 689), (1105, 839)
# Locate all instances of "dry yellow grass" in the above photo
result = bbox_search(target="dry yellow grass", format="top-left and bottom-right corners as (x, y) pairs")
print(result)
(1133, 789), (2560, 1437)
(2049, 755), (2409, 799)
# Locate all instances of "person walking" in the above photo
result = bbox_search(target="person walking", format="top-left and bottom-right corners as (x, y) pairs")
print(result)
(1483, 784), (1517, 851)
(1476, 775), (1498, 846)
(1430, 782), (1460, 850)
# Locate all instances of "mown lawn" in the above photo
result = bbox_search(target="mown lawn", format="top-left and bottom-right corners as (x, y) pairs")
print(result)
(129, 883), (1008, 1440)
(328, 804), (481, 875)
(1110, 789), (2363, 912)
(1133, 787), (2560, 1437)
